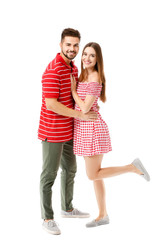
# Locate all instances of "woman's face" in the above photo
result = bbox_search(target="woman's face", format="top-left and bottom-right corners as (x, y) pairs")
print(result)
(82, 47), (97, 69)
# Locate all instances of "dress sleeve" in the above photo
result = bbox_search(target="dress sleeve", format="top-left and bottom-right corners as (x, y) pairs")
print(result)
(86, 82), (101, 96)
(42, 69), (60, 99)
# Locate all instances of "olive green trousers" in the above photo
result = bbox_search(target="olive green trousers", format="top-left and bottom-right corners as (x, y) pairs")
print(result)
(40, 139), (77, 220)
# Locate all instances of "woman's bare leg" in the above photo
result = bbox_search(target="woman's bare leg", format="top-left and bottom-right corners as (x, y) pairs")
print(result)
(93, 179), (108, 221)
(84, 155), (143, 221)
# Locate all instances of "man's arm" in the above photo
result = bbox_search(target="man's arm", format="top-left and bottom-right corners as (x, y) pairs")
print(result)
(45, 98), (97, 121)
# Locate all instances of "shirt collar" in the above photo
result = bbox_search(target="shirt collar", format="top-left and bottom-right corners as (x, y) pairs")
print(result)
(56, 53), (76, 69)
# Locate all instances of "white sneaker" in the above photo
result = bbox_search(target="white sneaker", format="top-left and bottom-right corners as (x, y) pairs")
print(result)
(42, 220), (61, 235)
(61, 208), (90, 218)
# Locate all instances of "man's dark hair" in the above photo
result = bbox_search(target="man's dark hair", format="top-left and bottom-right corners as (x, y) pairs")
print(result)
(61, 28), (81, 42)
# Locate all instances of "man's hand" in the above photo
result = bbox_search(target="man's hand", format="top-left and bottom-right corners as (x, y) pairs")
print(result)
(78, 110), (98, 121)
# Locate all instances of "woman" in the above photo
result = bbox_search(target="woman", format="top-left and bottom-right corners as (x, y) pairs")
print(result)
(71, 42), (150, 228)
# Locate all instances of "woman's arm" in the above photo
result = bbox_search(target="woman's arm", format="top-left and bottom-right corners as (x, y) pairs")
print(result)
(71, 74), (96, 114)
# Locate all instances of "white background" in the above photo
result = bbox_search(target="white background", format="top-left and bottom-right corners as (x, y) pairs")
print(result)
(0, 0), (160, 239)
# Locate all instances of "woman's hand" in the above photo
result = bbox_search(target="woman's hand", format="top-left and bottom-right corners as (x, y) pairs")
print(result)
(70, 74), (77, 93)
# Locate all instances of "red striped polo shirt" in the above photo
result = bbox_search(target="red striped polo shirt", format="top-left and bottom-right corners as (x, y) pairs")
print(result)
(38, 53), (78, 142)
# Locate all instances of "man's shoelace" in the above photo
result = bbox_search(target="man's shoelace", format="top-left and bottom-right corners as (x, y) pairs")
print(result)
(72, 208), (79, 214)
(47, 220), (59, 227)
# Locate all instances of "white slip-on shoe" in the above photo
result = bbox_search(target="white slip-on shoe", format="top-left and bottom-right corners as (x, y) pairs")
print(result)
(132, 158), (150, 181)
(86, 215), (109, 228)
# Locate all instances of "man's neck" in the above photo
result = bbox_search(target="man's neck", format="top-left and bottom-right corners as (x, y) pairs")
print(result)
(60, 52), (71, 66)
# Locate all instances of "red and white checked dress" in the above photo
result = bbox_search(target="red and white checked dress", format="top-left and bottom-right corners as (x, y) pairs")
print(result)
(73, 81), (112, 156)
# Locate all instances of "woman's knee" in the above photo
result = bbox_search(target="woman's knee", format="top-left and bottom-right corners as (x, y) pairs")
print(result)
(84, 155), (103, 181)
(86, 171), (98, 181)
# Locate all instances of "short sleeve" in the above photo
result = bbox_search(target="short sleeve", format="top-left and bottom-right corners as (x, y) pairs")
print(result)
(86, 82), (101, 96)
(42, 69), (60, 98)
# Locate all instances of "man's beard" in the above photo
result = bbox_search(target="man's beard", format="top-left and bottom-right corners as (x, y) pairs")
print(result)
(62, 50), (76, 60)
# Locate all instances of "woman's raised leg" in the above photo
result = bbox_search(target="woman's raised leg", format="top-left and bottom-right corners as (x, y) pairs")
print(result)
(84, 154), (143, 222)
(84, 154), (142, 181)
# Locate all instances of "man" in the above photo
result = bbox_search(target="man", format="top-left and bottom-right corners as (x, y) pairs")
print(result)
(38, 28), (97, 235)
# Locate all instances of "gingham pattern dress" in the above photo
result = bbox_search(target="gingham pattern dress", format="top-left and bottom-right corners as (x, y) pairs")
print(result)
(73, 81), (112, 156)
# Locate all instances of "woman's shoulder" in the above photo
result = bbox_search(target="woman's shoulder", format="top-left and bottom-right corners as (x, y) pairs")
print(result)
(88, 72), (102, 85)
(90, 71), (99, 82)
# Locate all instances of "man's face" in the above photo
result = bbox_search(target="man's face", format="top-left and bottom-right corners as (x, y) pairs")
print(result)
(60, 36), (80, 60)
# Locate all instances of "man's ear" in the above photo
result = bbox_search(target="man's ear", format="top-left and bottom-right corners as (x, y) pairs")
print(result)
(59, 42), (62, 49)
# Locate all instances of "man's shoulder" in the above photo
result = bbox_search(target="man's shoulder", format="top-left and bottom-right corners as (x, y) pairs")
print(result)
(45, 58), (63, 73)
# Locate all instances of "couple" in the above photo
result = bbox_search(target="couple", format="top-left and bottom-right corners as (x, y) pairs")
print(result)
(38, 28), (150, 235)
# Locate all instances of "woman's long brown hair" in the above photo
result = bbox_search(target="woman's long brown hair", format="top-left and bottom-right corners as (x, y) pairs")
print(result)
(79, 42), (106, 102)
